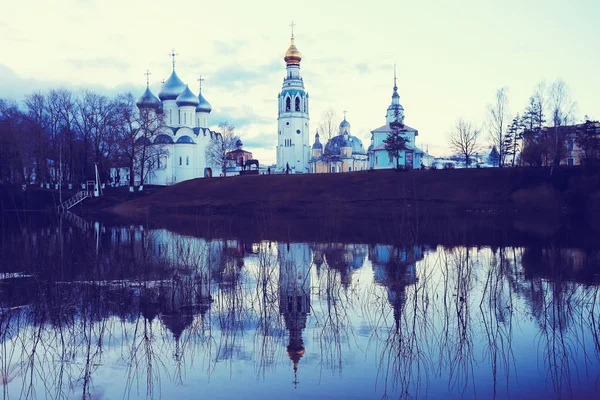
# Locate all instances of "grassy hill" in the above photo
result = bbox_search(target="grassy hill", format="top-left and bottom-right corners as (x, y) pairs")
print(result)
(110, 167), (599, 220)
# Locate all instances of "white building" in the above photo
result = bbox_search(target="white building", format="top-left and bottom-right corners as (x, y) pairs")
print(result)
(123, 58), (221, 186)
(276, 31), (310, 174)
(368, 71), (426, 170)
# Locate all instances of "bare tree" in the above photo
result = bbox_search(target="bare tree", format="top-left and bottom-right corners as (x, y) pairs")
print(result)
(318, 108), (338, 142)
(548, 79), (576, 167)
(205, 122), (239, 177)
(448, 118), (480, 167)
(112, 93), (167, 187)
(487, 87), (510, 167)
(24, 92), (49, 183)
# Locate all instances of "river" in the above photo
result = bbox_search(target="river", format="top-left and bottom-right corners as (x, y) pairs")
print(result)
(0, 212), (599, 399)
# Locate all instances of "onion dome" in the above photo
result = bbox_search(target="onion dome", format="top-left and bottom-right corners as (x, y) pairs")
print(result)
(312, 132), (322, 149)
(196, 92), (212, 113)
(158, 70), (186, 101)
(339, 118), (351, 130)
(136, 86), (161, 109)
(284, 37), (302, 65)
(235, 139), (243, 149)
(324, 135), (366, 156)
(176, 85), (199, 107)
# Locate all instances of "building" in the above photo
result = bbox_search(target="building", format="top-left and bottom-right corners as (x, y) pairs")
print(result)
(309, 116), (369, 173)
(122, 55), (221, 186)
(521, 121), (600, 167)
(276, 29), (310, 174)
(368, 70), (425, 170)
(224, 139), (254, 176)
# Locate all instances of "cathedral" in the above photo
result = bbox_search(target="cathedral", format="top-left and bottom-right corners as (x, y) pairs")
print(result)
(368, 70), (425, 170)
(125, 54), (221, 186)
(276, 27), (311, 173)
(309, 115), (369, 173)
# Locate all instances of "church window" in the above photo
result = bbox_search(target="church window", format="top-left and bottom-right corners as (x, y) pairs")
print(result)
(285, 97), (291, 112)
(186, 156), (189, 166)
(279, 130), (281, 135)
(179, 157), (182, 166)
(169, 109), (172, 125)
(295, 97), (300, 111)
(184, 113), (186, 124)
(296, 129), (301, 134)
(286, 122), (290, 126)
(178, 110), (181, 125)
(198, 118), (200, 127)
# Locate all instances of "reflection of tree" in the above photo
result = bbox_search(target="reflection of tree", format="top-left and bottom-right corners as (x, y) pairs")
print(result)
(366, 245), (430, 399)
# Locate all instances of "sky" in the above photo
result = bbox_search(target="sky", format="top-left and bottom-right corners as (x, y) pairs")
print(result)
(1, 0), (599, 163)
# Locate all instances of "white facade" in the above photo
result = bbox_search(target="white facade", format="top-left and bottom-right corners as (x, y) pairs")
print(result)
(368, 75), (426, 170)
(129, 63), (220, 186)
(276, 35), (310, 173)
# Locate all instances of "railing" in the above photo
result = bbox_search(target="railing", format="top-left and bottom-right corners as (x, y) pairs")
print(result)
(57, 190), (92, 211)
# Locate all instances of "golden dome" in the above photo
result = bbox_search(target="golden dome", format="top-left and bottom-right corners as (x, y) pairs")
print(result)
(284, 37), (302, 65)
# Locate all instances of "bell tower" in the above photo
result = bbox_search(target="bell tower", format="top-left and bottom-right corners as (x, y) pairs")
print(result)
(277, 22), (310, 173)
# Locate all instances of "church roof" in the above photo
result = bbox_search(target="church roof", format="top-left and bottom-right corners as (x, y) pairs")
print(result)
(284, 37), (302, 65)
(176, 135), (196, 144)
(324, 134), (366, 156)
(196, 91), (212, 113)
(158, 70), (186, 101)
(176, 85), (199, 107)
(136, 86), (161, 109)
(372, 123), (418, 135)
(154, 134), (174, 144)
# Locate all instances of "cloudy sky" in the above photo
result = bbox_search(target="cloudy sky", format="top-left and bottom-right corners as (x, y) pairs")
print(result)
(1, 0), (599, 163)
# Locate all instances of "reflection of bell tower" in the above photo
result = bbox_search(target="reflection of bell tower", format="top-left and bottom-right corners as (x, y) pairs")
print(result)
(278, 242), (311, 386)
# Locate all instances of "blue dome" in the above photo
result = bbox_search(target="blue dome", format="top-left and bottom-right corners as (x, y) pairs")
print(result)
(367, 144), (374, 152)
(158, 70), (186, 101)
(176, 135), (195, 144)
(196, 92), (212, 113)
(324, 134), (366, 156)
(154, 134), (174, 144)
(176, 85), (199, 107)
(312, 141), (323, 150)
(339, 118), (351, 129)
(136, 86), (161, 109)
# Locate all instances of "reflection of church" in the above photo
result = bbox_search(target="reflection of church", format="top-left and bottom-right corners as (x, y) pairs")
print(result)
(370, 245), (424, 327)
(312, 243), (368, 287)
(278, 243), (311, 385)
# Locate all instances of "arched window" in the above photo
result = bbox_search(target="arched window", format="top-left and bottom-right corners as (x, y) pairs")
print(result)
(295, 97), (300, 111)
(186, 156), (189, 166)
(285, 97), (291, 112)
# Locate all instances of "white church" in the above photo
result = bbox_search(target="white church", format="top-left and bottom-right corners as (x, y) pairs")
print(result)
(276, 28), (311, 173)
(114, 54), (221, 187)
(368, 70), (426, 170)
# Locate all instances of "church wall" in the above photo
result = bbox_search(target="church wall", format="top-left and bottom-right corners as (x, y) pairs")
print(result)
(163, 100), (178, 127)
(178, 106), (195, 128)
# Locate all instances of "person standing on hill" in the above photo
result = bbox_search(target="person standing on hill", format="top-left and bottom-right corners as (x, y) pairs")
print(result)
(286, 162), (290, 174)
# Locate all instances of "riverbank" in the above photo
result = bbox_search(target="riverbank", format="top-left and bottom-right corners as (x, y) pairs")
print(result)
(109, 167), (600, 220)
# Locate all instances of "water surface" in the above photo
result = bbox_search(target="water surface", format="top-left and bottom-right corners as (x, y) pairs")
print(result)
(1, 213), (599, 399)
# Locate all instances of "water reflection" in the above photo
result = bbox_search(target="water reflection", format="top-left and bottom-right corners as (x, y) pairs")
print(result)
(0, 214), (599, 399)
